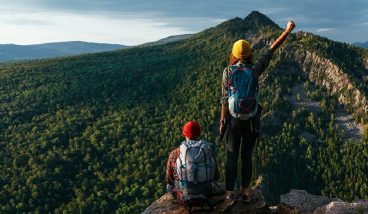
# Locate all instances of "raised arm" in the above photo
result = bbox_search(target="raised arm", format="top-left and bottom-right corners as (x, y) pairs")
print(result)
(270, 21), (296, 51)
(253, 21), (296, 77)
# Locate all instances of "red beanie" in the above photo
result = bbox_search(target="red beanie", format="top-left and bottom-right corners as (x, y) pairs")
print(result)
(182, 121), (201, 139)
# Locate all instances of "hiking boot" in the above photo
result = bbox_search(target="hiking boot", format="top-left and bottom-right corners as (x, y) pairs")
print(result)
(241, 188), (251, 203)
(219, 191), (236, 212)
(211, 182), (225, 195)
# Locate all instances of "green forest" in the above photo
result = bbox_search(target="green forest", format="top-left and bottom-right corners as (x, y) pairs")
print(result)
(0, 11), (367, 213)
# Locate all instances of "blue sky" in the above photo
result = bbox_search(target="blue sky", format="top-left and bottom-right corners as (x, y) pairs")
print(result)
(0, 0), (367, 45)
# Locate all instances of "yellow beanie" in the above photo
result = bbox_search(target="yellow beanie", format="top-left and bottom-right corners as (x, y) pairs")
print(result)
(232, 39), (251, 59)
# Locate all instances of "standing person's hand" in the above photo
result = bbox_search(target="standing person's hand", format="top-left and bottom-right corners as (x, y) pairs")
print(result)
(286, 21), (296, 32)
(219, 120), (225, 135)
(270, 20), (296, 51)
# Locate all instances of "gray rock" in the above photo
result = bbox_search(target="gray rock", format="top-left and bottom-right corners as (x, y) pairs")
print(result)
(142, 189), (270, 214)
(314, 201), (368, 214)
(280, 190), (343, 213)
(142, 193), (187, 214)
(143, 189), (368, 214)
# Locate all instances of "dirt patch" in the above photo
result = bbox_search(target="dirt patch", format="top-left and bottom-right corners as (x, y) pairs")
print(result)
(334, 104), (362, 142)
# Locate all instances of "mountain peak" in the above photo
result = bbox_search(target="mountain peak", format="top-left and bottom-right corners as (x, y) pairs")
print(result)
(244, 11), (279, 29)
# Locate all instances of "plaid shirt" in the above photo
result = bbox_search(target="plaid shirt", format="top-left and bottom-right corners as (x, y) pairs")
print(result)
(166, 147), (181, 186)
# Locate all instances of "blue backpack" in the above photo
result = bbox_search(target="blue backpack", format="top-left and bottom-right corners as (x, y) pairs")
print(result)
(227, 64), (259, 120)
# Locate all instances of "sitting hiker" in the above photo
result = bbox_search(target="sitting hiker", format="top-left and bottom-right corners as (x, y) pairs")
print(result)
(166, 121), (220, 210)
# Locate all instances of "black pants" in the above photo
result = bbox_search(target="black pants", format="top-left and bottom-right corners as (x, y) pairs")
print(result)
(225, 116), (258, 191)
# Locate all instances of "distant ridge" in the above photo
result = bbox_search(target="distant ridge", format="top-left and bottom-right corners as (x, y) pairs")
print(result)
(140, 34), (194, 47)
(0, 41), (127, 62)
(353, 41), (368, 48)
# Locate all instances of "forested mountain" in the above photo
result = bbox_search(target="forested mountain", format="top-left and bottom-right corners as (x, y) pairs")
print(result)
(0, 41), (126, 62)
(0, 11), (367, 213)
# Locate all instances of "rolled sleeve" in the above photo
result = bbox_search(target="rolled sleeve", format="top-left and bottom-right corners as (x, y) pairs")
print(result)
(220, 68), (229, 105)
(165, 148), (180, 186)
(253, 49), (274, 77)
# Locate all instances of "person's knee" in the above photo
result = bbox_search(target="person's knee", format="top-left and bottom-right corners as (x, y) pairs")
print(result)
(227, 149), (239, 161)
(244, 148), (254, 157)
(226, 143), (237, 153)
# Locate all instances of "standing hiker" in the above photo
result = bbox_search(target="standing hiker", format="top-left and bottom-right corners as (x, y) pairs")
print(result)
(166, 121), (221, 210)
(219, 21), (296, 207)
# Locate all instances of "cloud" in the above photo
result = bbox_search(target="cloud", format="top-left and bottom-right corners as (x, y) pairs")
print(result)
(0, 10), (190, 45)
(260, 7), (288, 15)
(0, 0), (367, 44)
(0, 12), (53, 26)
(315, 28), (334, 33)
